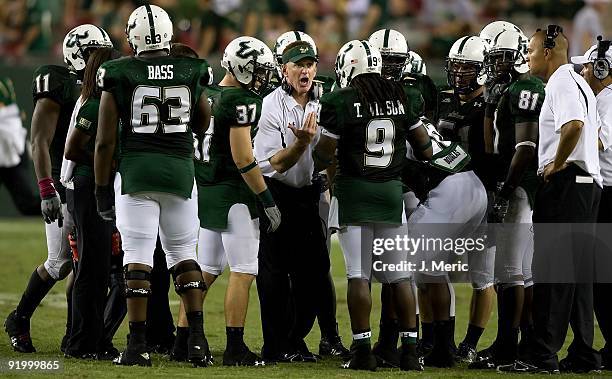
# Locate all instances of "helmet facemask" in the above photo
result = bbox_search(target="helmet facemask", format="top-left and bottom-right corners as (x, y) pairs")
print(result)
(381, 53), (408, 81)
(446, 59), (483, 94)
(484, 49), (522, 84)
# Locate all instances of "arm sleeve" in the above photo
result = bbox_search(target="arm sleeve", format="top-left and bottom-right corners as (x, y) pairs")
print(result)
(404, 86), (425, 131)
(74, 100), (99, 136)
(551, 75), (587, 133)
(96, 61), (118, 94)
(253, 94), (286, 177)
(319, 93), (341, 139)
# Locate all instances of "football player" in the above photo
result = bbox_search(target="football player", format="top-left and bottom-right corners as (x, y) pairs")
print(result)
(271, 30), (349, 359)
(471, 28), (544, 370)
(4, 24), (112, 354)
(315, 40), (432, 371)
(401, 50), (438, 120)
(436, 35), (497, 365)
(93, 5), (212, 367)
(193, 36), (279, 366)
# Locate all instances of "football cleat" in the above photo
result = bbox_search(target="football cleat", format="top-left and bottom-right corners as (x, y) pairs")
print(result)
(223, 347), (268, 367)
(96, 346), (120, 361)
(188, 333), (213, 367)
(319, 336), (350, 359)
(113, 349), (152, 367)
(5, 311), (35, 353)
(372, 342), (400, 368)
(497, 360), (560, 374)
(278, 352), (303, 363)
(468, 354), (497, 369)
(342, 344), (377, 371)
(423, 344), (455, 368)
(456, 342), (478, 364)
(558, 357), (602, 374)
(400, 345), (424, 371)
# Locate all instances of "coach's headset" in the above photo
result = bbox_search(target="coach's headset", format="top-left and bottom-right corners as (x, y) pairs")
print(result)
(536, 24), (563, 49)
(594, 35), (611, 81)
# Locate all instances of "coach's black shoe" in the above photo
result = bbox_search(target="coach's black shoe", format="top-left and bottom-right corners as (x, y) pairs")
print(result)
(96, 346), (120, 361)
(342, 344), (377, 371)
(602, 347), (612, 370)
(113, 348), (152, 367)
(400, 344), (423, 371)
(295, 340), (319, 362)
(456, 342), (477, 364)
(4, 311), (35, 353)
(64, 350), (97, 360)
(559, 357), (601, 374)
(187, 332), (212, 367)
(372, 342), (400, 368)
(277, 351), (303, 362)
(319, 336), (350, 359)
(497, 360), (560, 374)
(223, 346), (268, 366)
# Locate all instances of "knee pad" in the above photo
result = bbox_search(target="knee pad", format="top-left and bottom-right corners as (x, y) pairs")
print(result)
(124, 267), (152, 298)
(171, 259), (206, 295)
(44, 257), (72, 280)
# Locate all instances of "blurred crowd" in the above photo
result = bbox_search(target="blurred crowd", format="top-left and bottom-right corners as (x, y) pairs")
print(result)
(1, 0), (612, 69)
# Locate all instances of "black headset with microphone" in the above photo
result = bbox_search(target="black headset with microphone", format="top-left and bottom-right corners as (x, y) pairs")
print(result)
(593, 35), (611, 80)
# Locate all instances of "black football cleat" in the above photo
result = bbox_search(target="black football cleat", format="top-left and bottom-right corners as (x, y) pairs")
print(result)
(223, 347), (269, 366)
(113, 349), (152, 367)
(468, 354), (497, 369)
(5, 311), (35, 353)
(342, 344), (377, 371)
(319, 336), (350, 359)
(497, 360), (560, 374)
(372, 342), (400, 368)
(187, 333), (212, 367)
(456, 342), (477, 364)
(558, 357), (601, 374)
(400, 345), (423, 371)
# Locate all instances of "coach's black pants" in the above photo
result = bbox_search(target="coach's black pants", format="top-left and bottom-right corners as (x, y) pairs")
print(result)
(0, 150), (39, 215)
(66, 174), (112, 354)
(257, 178), (330, 359)
(530, 164), (601, 370)
(595, 186), (612, 365)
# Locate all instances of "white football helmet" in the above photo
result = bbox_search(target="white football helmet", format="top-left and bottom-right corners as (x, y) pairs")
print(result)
(403, 51), (427, 76)
(335, 40), (382, 88)
(368, 29), (409, 80)
(273, 31), (318, 66)
(479, 21), (524, 47)
(484, 29), (529, 83)
(126, 4), (173, 56)
(446, 36), (488, 94)
(62, 24), (113, 74)
(222, 36), (277, 95)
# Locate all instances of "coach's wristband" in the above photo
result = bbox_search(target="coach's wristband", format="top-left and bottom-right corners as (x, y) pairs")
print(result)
(238, 160), (258, 174)
(257, 188), (275, 208)
(38, 177), (56, 199)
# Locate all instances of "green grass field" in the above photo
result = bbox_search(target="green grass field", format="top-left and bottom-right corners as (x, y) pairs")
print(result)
(0, 218), (607, 378)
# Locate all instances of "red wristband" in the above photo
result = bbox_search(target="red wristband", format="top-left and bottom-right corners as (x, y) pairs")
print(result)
(38, 177), (56, 199)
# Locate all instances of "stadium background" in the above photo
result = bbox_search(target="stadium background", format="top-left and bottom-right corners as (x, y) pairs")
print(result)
(2, 0), (612, 216)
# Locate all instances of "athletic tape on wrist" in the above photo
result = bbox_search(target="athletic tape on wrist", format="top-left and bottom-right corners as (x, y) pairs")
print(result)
(38, 177), (56, 199)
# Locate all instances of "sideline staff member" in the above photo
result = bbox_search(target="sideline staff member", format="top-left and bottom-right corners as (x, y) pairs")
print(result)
(571, 36), (612, 371)
(513, 25), (602, 373)
(254, 41), (330, 361)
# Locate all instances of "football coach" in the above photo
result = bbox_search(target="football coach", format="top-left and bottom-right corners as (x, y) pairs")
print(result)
(518, 25), (602, 373)
(253, 41), (330, 362)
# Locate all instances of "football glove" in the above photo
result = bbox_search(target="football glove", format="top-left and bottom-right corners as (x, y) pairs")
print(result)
(41, 195), (63, 227)
(95, 185), (115, 221)
(491, 195), (510, 223)
(264, 205), (282, 233)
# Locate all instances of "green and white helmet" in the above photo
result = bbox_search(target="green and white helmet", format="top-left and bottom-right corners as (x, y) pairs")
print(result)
(62, 24), (113, 74)
(335, 40), (382, 88)
(368, 29), (410, 80)
(403, 51), (427, 76)
(222, 36), (276, 95)
(125, 4), (173, 56)
(479, 20), (524, 47)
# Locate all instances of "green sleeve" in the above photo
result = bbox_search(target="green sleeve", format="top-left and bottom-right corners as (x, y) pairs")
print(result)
(319, 92), (341, 135)
(403, 85), (424, 127)
(509, 78), (545, 124)
(32, 65), (70, 105)
(74, 99), (99, 136)
(97, 60), (120, 94)
(218, 89), (263, 128)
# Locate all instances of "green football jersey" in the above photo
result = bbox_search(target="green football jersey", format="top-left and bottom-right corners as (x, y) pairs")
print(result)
(31, 65), (79, 200)
(319, 85), (423, 182)
(402, 73), (438, 119)
(493, 74), (544, 205)
(98, 56), (211, 198)
(73, 97), (100, 178)
(195, 86), (262, 184)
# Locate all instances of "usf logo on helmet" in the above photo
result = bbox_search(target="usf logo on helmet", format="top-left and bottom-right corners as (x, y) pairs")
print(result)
(62, 24), (113, 75)
(222, 36), (277, 96)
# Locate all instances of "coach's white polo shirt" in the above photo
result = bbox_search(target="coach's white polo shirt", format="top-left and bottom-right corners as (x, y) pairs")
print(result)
(597, 88), (612, 186)
(538, 64), (602, 187)
(254, 86), (321, 188)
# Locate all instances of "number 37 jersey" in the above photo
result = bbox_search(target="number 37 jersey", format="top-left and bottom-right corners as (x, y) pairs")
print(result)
(97, 56), (211, 198)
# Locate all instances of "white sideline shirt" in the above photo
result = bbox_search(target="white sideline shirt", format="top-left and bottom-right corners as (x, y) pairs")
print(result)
(597, 87), (612, 186)
(538, 64), (602, 187)
(254, 86), (321, 188)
